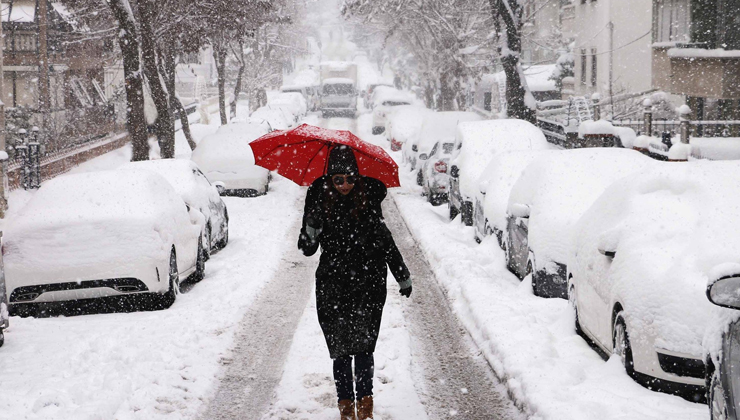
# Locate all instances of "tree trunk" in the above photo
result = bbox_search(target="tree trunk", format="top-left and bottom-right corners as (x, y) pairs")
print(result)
(160, 47), (196, 151)
(140, 0), (175, 158)
(489, 0), (536, 124)
(439, 72), (458, 111)
(108, 0), (149, 161)
(213, 44), (228, 125)
(230, 40), (246, 120)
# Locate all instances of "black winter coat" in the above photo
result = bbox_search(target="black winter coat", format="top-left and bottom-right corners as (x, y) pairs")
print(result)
(298, 175), (410, 359)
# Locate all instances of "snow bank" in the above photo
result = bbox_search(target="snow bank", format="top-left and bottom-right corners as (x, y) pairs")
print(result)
(480, 150), (558, 236)
(689, 137), (740, 161)
(508, 149), (653, 267)
(614, 127), (637, 149)
(453, 119), (549, 200)
(571, 161), (740, 357)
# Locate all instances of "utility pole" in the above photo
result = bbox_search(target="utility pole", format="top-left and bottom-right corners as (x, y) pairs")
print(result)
(37, 0), (51, 149)
(607, 21), (615, 119)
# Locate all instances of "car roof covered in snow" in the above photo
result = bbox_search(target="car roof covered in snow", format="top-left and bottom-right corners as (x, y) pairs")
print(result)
(508, 148), (653, 265)
(416, 111), (483, 153)
(571, 161), (740, 356)
(8, 170), (186, 230)
(121, 159), (220, 212)
(452, 119), (550, 199)
(388, 105), (429, 143)
(191, 121), (271, 175)
(250, 107), (291, 130)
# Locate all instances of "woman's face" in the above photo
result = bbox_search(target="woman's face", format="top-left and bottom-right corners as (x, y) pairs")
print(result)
(332, 174), (356, 195)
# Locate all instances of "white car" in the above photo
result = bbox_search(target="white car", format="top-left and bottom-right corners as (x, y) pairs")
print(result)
(371, 89), (415, 135)
(191, 121), (272, 197)
(269, 92), (307, 122)
(250, 106), (291, 130)
(474, 149), (556, 245)
(505, 148), (652, 298)
(122, 159), (229, 257)
(4, 170), (203, 313)
(570, 162), (740, 403)
(280, 85), (320, 112)
(404, 111), (482, 184)
(448, 119), (550, 225)
(385, 105), (428, 152)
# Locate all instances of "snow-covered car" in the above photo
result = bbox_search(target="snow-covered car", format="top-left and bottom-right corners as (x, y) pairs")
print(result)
(419, 139), (456, 205)
(268, 92), (308, 122)
(191, 121), (272, 197)
(280, 85), (320, 112)
(363, 83), (393, 108)
(4, 171), (203, 313)
(250, 106), (292, 130)
(122, 159), (229, 257)
(405, 111), (482, 185)
(0, 236), (7, 347)
(705, 263), (740, 419)
(569, 162), (740, 403)
(506, 148), (652, 298)
(386, 105), (428, 152)
(474, 149), (557, 245)
(449, 119), (550, 225)
(371, 89), (415, 134)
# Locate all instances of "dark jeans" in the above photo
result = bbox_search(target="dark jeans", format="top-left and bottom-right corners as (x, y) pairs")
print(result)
(333, 352), (374, 402)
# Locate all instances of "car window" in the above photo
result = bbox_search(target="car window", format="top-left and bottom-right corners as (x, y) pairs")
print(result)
(382, 101), (410, 107)
(323, 84), (355, 95)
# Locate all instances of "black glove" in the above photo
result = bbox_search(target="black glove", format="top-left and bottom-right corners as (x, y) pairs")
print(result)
(399, 285), (412, 298)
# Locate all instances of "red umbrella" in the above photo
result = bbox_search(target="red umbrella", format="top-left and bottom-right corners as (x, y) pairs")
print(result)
(249, 124), (400, 188)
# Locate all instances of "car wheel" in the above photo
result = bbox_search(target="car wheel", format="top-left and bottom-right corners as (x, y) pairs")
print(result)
(569, 285), (584, 337)
(0, 329), (4, 348)
(710, 369), (730, 420)
(416, 170), (424, 186)
(190, 239), (206, 283)
(613, 314), (635, 376)
(205, 225), (212, 261)
(461, 201), (474, 226)
(449, 202), (459, 221)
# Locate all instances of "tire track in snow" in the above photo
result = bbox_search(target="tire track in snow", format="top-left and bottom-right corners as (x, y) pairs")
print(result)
(382, 197), (525, 420)
(199, 210), (316, 420)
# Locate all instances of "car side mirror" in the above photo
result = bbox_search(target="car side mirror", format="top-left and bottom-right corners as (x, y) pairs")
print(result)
(185, 203), (191, 213)
(419, 153), (428, 160)
(598, 248), (616, 258)
(450, 165), (459, 178)
(213, 181), (226, 194)
(708, 274), (740, 309)
(412, 145), (418, 152)
(509, 203), (530, 218)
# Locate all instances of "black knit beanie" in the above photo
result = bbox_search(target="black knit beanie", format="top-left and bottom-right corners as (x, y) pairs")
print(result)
(327, 145), (359, 175)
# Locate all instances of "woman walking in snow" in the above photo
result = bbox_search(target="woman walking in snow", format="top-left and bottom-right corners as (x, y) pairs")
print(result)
(298, 145), (412, 420)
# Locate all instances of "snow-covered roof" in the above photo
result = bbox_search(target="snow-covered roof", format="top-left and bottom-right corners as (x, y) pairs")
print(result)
(508, 148), (653, 265)
(572, 161), (740, 355)
(453, 119), (550, 200)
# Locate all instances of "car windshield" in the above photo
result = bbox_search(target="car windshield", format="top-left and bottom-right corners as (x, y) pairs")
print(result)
(324, 84), (355, 95)
(382, 101), (410, 107)
(442, 143), (454, 154)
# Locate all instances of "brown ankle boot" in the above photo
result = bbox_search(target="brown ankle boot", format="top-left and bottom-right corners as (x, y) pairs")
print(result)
(356, 396), (373, 419)
(338, 399), (356, 420)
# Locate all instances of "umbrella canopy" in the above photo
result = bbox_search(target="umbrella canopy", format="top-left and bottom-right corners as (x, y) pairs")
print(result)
(249, 124), (400, 188)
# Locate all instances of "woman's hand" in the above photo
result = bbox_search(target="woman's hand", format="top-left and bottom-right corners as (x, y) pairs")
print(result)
(399, 286), (412, 298)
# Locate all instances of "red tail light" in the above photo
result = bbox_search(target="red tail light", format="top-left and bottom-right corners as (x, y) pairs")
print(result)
(434, 161), (448, 173)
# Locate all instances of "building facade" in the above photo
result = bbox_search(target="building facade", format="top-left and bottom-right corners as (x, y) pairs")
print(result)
(570, 0), (654, 99)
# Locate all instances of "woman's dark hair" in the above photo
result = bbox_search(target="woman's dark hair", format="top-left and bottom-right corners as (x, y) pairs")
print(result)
(321, 175), (369, 220)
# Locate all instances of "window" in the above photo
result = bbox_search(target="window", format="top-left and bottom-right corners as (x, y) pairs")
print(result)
(580, 49), (587, 85)
(323, 83), (355, 95)
(590, 48), (597, 87)
(655, 0), (690, 43)
(483, 92), (492, 111)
